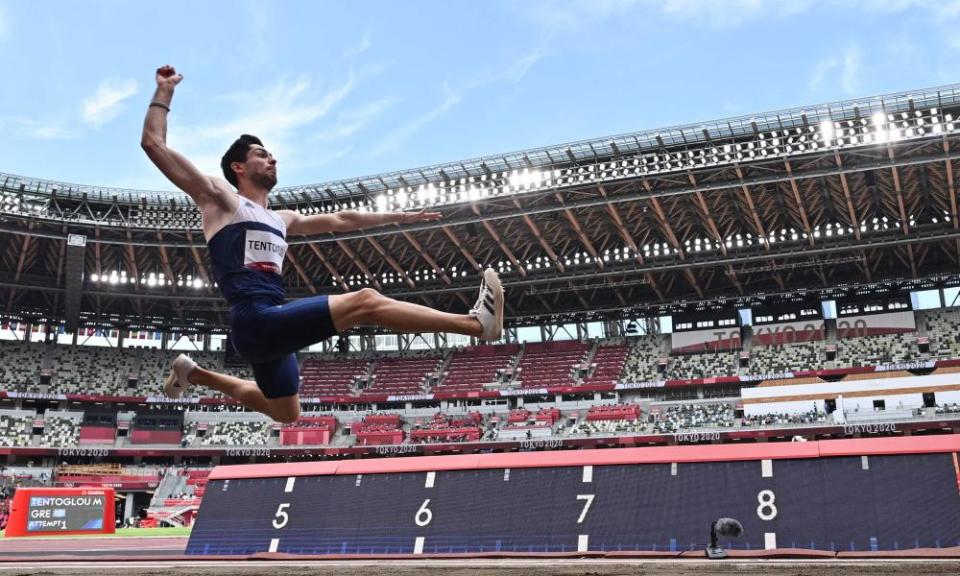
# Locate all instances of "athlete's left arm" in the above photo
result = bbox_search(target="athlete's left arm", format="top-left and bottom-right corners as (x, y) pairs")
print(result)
(279, 209), (443, 236)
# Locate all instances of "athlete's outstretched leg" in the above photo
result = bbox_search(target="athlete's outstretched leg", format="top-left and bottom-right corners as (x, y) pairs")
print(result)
(331, 292), (481, 335)
(329, 268), (504, 340)
(163, 355), (300, 423)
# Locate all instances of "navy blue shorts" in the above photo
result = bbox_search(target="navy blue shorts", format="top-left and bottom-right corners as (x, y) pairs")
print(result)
(229, 295), (338, 399)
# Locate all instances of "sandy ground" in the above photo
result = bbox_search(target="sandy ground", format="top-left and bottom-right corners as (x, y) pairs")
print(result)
(1, 538), (958, 575)
(0, 559), (959, 576)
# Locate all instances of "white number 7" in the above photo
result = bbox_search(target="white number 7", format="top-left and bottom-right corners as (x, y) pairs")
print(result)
(576, 494), (595, 524)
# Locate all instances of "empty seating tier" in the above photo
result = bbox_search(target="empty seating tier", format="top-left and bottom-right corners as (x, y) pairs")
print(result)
(514, 342), (589, 389)
(437, 344), (519, 393)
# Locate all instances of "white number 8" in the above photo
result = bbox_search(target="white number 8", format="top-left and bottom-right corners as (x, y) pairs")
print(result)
(756, 489), (777, 521)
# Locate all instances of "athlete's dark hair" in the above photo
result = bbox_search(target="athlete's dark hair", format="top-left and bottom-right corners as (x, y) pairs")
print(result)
(220, 134), (264, 188)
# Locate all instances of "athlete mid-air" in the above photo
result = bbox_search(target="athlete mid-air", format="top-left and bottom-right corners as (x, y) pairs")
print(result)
(142, 65), (503, 423)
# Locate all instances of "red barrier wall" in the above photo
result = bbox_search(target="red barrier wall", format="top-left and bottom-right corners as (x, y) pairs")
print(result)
(78, 426), (115, 445)
(210, 434), (960, 480)
(409, 427), (481, 441)
(130, 429), (182, 444)
(280, 428), (332, 445)
(55, 474), (160, 490)
(355, 430), (404, 445)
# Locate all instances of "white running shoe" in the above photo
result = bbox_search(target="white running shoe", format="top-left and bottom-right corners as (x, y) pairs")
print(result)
(469, 268), (504, 341)
(163, 354), (197, 399)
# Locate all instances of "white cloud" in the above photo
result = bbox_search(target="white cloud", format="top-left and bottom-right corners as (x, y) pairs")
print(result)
(849, 0), (926, 11)
(840, 45), (862, 94)
(808, 45), (862, 95)
(525, 0), (960, 31)
(343, 32), (372, 58)
(658, 0), (808, 28)
(653, 0), (960, 28)
(491, 45), (550, 85)
(520, 0), (809, 30)
(940, 0), (960, 17)
(516, 0), (642, 35)
(845, 0), (960, 16)
(518, 0), (960, 36)
(310, 97), (396, 143)
(168, 73), (356, 176)
(371, 86), (461, 158)
(81, 78), (138, 128)
(362, 39), (546, 161)
(304, 145), (354, 170)
(248, 2), (270, 63)
(808, 57), (839, 91)
(0, 117), (79, 140)
(883, 34), (917, 58)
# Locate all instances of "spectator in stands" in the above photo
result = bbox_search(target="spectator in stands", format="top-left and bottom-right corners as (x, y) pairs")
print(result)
(651, 403), (735, 433)
(741, 409), (824, 427)
(144, 66), (505, 425)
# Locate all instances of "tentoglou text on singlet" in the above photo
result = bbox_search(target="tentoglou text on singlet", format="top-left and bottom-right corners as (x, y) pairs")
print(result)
(207, 199), (288, 304)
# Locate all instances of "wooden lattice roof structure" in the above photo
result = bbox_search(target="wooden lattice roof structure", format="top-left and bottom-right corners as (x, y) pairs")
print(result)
(2, 83), (960, 333)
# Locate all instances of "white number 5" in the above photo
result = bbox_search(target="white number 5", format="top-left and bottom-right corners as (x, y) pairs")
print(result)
(272, 503), (290, 529)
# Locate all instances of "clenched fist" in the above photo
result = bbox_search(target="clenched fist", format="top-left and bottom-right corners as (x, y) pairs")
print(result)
(155, 65), (183, 89)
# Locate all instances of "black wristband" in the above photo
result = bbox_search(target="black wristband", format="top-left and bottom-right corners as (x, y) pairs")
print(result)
(149, 102), (170, 112)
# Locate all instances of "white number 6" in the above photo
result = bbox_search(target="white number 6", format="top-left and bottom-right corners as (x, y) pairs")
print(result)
(415, 499), (433, 527)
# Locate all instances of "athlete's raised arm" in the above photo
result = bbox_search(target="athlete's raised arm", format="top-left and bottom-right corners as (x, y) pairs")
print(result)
(140, 65), (233, 209)
(280, 208), (443, 236)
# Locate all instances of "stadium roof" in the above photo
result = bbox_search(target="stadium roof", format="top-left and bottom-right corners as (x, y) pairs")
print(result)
(5, 83), (960, 206)
(2, 83), (960, 332)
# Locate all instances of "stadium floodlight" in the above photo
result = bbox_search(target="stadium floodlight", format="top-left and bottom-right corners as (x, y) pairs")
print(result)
(819, 120), (836, 146)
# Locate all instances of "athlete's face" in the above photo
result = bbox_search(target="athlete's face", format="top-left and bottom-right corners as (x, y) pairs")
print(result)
(244, 145), (278, 191)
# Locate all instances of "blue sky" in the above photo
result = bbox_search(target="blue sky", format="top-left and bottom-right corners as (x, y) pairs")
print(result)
(1, 0), (959, 192)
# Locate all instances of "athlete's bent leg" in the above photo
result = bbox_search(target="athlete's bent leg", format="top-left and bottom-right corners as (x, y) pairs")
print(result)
(165, 356), (300, 423)
(187, 367), (269, 411)
(187, 367), (300, 424)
